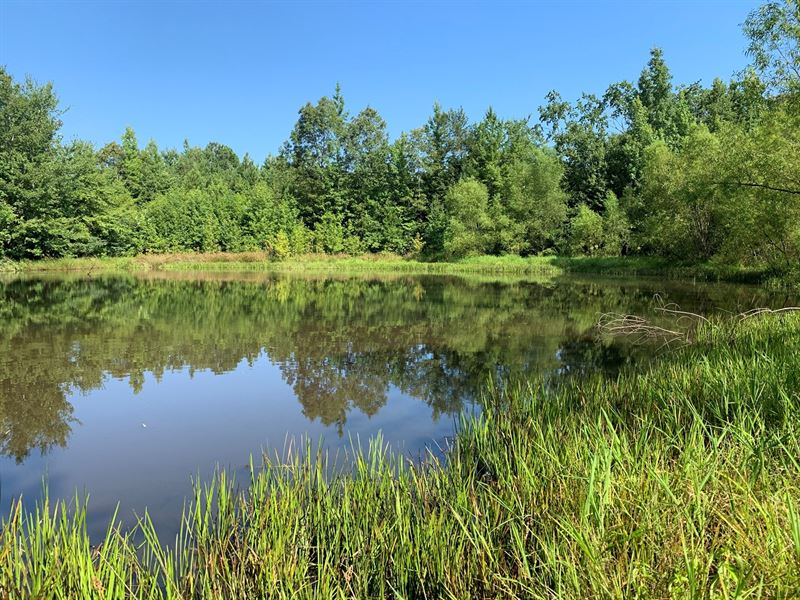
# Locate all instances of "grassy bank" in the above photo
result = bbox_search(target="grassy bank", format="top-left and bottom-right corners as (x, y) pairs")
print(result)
(2, 312), (799, 598)
(0, 252), (788, 285)
(0, 253), (565, 277)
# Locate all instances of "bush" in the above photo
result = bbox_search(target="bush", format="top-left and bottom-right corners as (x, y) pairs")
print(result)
(443, 178), (492, 258)
(0, 201), (16, 257)
(342, 233), (365, 256)
(567, 204), (604, 256)
(314, 212), (345, 254)
(601, 192), (630, 255)
(289, 223), (311, 255)
(268, 230), (292, 260)
(409, 234), (425, 257)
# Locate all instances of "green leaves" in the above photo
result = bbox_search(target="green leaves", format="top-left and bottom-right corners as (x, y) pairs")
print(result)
(568, 205), (604, 256)
(743, 0), (800, 95)
(0, 4), (796, 270)
(443, 178), (492, 258)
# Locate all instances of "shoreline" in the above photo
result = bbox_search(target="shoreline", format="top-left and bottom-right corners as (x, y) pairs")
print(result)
(0, 252), (781, 285)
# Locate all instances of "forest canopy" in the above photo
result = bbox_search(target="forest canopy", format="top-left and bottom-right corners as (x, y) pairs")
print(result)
(0, 0), (798, 273)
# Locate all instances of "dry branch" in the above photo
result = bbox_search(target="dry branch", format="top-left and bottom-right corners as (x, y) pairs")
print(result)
(598, 305), (800, 347)
(597, 312), (689, 346)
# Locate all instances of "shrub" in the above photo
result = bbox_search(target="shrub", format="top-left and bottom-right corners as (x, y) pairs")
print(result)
(268, 230), (292, 260)
(443, 178), (492, 258)
(314, 212), (345, 254)
(567, 204), (604, 256)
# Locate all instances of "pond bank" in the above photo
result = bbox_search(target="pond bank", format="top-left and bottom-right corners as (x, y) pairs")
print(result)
(0, 252), (787, 285)
(2, 311), (799, 598)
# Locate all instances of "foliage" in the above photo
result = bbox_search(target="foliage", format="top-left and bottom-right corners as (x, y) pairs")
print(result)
(715, 106), (800, 269)
(601, 191), (630, 254)
(0, 1), (797, 280)
(443, 178), (492, 257)
(743, 0), (800, 94)
(289, 222), (312, 255)
(313, 211), (346, 254)
(637, 127), (726, 259)
(267, 230), (291, 260)
(568, 204), (604, 256)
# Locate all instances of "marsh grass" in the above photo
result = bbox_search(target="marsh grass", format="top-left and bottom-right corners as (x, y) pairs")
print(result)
(2, 313), (800, 598)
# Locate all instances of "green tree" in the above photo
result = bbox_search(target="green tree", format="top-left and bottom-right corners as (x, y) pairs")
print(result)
(284, 87), (348, 225)
(499, 145), (568, 254)
(119, 127), (144, 200)
(464, 108), (506, 198)
(743, 0), (800, 95)
(289, 222), (312, 255)
(387, 133), (426, 246)
(145, 188), (218, 252)
(238, 153), (261, 189)
(715, 107), (800, 269)
(57, 141), (140, 256)
(601, 192), (630, 255)
(637, 126), (726, 259)
(0, 68), (61, 257)
(139, 140), (172, 202)
(443, 178), (492, 258)
(0, 200), (15, 256)
(343, 106), (392, 248)
(268, 229), (292, 259)
(314, 211), (346, 254)
(604, 94), (655, 197)
(417, 102), (469, 207)
(729, 69), (769, 126)
(540, 91), (610, 210)
(636, 48), (692, 143)
(242, 182), (298, 250)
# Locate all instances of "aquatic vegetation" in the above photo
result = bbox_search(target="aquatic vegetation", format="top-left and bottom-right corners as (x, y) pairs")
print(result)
(2, 312), (799, 598)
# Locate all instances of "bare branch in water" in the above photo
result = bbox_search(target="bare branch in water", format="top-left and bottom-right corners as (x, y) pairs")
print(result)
(597, 313), (689, 346)
(654, 305), (710, 324)
(598, 305), (800, 346)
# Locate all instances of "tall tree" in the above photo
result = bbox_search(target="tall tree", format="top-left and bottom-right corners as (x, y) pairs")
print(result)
(139, 140), (172, 202)
(443, 178), (491, 257)
(637, 48), (694, 145)
(284, 87), (348, 224)
(0, 68), (62, 256)
(417, 102), (469, 204)
(464, 108), (505, 198)
(342, 106), (391, 248)
(119, 127), (144, 200)
(540, 91), (609, 210)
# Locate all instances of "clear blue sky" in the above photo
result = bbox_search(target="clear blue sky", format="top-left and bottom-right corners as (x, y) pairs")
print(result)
(1, 0), (760, 162)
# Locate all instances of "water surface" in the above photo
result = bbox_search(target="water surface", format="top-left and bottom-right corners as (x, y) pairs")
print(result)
(0, 271), (792, 538)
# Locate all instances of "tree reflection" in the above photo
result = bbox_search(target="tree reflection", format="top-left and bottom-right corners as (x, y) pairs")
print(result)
(0, 273), (783, 462)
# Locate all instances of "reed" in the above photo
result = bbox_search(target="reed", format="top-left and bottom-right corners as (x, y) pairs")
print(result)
(2, 312), (799, 598)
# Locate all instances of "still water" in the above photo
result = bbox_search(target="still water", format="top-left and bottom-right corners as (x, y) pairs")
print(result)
(0, 271), (792, 538)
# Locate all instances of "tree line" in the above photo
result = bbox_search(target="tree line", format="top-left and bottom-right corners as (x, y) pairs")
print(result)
(0, 0), (797, 271)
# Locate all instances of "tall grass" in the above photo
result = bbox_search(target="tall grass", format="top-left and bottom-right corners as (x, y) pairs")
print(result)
(2, 313), (799, 598)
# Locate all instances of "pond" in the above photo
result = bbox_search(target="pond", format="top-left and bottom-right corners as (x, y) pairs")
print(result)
(0, 271), (793, 540)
